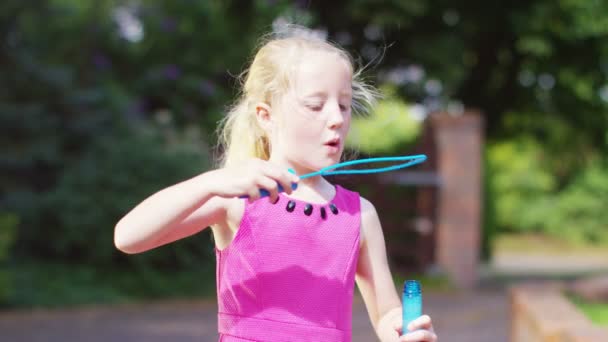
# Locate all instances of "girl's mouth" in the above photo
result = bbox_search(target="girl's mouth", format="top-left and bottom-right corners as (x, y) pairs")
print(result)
(324, 138), (340, 147)
(324, 138), (341, 153)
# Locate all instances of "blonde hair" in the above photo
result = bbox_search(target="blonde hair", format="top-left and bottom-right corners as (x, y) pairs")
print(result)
(217, 28), (379, 167)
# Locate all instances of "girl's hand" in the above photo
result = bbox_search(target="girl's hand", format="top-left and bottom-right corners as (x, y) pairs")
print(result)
(209, 159), (299, 203)
(395, 315), (437, 342)
(378, 311), (437, 342)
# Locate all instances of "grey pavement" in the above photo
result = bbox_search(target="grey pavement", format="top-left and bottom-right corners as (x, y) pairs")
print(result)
(4, 250), (608, 341)
(0, 289), (508, 342)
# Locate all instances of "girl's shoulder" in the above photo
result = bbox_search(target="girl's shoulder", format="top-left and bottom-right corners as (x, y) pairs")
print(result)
(225, 197), (246, 226)
(358, 194), (380, 246)
(210, 197), (245, 250)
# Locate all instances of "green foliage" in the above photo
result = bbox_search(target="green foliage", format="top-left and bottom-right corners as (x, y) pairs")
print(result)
(487, 110), (606, 244)
(3, 0), (608, 307)
(393, 273), (453, 294)
(543, 162), (608, 244)
(10, 262), (215, 308)
(14, 124), (213, 268)
(308, 0), (608, 254)
(569, 294), (608, 326)
(310, 1), (608, 147)
(488, 136), (608, 244)
(501, 113), (598, 182)
(346, 87), (421, 154)
(0, 213), (18, 304)
(1, 0), (296, 307)
(1, 0), (293, 195)
(487, 136), (556, 232)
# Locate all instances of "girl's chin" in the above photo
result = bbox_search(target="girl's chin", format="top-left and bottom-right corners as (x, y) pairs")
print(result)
(314, 156), (343, 170)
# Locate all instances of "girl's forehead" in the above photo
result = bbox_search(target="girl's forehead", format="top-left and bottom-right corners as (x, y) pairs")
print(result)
(290, 51), (352, 94)
(296, 50), (351, 73)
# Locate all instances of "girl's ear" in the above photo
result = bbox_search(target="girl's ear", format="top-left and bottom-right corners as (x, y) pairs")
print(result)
(255, 102), (273, 133)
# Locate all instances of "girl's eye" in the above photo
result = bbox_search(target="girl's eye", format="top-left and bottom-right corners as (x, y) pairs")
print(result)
(339, 104), (349, 111)
(307, 104), (323, 111)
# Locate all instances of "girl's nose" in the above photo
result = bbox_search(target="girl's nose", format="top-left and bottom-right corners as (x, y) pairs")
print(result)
(327, 102), (345, 128)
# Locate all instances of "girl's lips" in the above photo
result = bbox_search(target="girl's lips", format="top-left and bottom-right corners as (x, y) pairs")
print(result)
(324, 138), (341, 147)
(324, 141), (341, 154)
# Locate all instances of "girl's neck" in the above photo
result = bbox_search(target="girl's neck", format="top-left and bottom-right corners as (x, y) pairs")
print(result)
(268, 156), (336, 202)
(288, 177), (336, 204)
(268, 157), (315, 181)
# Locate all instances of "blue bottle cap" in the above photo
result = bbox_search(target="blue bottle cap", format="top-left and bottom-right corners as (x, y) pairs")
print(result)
(403, 280), (421, 294)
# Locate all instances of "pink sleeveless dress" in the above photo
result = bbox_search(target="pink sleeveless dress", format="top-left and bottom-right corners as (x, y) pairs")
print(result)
(215, 185), (361, 342)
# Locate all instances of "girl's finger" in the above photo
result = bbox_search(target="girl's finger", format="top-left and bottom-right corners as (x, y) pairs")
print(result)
(276, 171), (296, 195)
(247, 187), (260, 203)
(393, 320), (403, 335)
(275, 166), (299, 195)
(262, 164), (297, 195)
(256, 176), (279, 203)
(407, 314), (433, 332)
(400, 329), (438, 342)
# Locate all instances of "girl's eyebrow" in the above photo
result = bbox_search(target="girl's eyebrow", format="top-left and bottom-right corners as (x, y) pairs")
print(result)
(302, 90), (352, 99)
(300, 91), (327, 99)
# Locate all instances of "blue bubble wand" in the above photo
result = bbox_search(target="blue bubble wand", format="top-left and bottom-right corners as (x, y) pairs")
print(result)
(245, 154), (427, 198)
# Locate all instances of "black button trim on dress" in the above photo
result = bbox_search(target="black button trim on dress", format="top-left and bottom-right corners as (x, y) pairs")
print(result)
(304, 203), (313, 216)
(329, 203), (339, 215)
(284, 198), (338, 218)
(286, 200), (296, 212)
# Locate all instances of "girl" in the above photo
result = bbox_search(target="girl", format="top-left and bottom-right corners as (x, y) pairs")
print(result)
(114, 29), (437, 342)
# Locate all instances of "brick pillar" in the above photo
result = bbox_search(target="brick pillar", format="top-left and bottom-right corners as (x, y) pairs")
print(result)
(431, 112), (483, 289)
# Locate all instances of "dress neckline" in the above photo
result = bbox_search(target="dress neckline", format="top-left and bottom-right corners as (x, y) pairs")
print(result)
(279, 185), (340, 206)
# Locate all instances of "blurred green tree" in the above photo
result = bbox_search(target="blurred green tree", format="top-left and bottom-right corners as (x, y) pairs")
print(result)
(307, 0), (608, 247)
(2, 0), (608, 305)
(0, 0), (295, 305)
(309, 0), (608, 149)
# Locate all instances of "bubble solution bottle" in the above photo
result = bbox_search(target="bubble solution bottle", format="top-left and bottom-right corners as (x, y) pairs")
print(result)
(402, 280), (422, 336)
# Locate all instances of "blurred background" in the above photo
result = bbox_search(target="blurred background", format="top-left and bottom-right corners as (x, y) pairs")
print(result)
(1, 0), (607, 341)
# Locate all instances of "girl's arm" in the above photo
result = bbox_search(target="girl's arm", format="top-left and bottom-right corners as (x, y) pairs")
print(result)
(355, 197), (402, 333)
(355, 197), (436, 342)
(114, 159), (299, 254)
(114, 170), (229, 254)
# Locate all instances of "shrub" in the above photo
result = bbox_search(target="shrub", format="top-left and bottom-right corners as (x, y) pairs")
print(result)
(15, 124), (215, 270)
